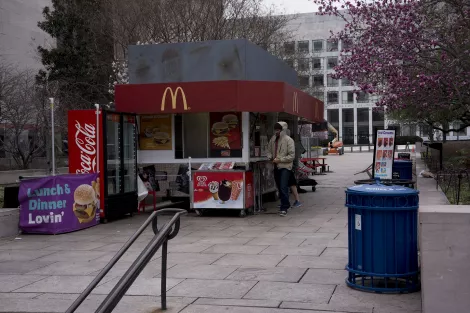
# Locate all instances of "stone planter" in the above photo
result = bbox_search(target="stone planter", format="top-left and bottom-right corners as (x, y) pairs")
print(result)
(0, 208), (19, 238)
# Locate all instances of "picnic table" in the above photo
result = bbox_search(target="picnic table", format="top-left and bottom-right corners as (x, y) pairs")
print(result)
(300, 157), (329, 174)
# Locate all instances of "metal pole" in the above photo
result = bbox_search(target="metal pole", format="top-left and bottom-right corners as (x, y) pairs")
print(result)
(95, 104), (100, 173)
(49, 98), (55, 175)
(161, 240), (168, 310)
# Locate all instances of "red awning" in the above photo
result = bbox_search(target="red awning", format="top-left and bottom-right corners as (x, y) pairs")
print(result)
(115, 80), (324, 122)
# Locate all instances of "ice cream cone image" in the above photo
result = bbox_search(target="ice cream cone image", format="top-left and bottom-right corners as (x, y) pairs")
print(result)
(208, 181), (220, 200)
(230, 181), (243, 201)
(218, 180), (232, 204)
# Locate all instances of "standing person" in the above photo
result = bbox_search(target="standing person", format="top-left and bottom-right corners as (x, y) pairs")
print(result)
(285, 129), (303, 207)
(267, 121), (295, 216)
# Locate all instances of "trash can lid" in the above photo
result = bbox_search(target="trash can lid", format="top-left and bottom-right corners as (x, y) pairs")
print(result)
(347, 181), (418, 195)
(393, 159), (412, 163)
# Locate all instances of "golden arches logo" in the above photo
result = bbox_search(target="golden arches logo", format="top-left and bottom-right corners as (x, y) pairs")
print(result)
(293, 92), (299, 113)
(161, 87), (190, 111)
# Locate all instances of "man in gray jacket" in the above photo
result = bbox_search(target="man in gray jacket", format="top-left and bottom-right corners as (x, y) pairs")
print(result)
(267, 121), (295, 216)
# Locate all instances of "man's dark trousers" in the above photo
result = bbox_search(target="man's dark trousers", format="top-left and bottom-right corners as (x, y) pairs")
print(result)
(274, 167), (290, 211)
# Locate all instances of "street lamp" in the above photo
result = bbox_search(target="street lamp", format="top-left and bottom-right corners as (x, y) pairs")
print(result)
(49, 98), (56, 175)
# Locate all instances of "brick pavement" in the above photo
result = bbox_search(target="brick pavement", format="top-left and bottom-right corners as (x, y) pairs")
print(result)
(0, 153), (421, 313)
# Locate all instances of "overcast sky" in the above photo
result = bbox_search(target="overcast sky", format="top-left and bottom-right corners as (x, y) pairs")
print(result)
(263, 0), (319, 14)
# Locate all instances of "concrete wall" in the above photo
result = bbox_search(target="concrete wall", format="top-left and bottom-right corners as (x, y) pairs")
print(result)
(420, 206), (470, 313)
(128, 39), (298, 86)
(0, 208), (19, 238)
(416, 146), (469, 313)
(0, 0), (53, 69)
(0, 167), (68, 185)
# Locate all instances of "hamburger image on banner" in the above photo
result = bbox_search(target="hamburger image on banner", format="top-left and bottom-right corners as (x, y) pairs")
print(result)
(73, 184), (98, 223)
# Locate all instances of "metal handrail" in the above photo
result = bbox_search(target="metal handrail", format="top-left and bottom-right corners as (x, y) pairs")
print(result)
(66, 208), (187, 313)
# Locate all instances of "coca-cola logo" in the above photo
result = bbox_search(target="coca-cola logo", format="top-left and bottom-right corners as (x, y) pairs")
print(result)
(74, 120), (97, 174)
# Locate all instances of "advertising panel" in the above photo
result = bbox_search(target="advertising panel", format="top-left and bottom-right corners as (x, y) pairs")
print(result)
(209, 112), (242, 157)
(373, 129), (396, 180)
(19, 173), (100, 234)
(139, 115), (172, 150)
(193, 171), (245, 209)
(68, 110), (105, 217)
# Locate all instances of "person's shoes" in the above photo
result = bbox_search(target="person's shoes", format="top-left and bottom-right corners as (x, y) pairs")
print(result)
(279, 211), (287, 217)
(292, 200), (302, 208)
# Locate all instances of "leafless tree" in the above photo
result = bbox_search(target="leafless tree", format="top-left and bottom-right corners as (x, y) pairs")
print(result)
(100, 0), (297, 59)
(0, 63), (50, 169)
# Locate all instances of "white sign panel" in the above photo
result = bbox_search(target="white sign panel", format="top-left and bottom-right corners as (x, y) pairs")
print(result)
(373, 129), (396, 180)
(355, 214), (362, 231)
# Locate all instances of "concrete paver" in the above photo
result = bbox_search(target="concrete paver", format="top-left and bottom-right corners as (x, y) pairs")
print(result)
(0, 152), (422, 312)
(226, 267), (307, 283)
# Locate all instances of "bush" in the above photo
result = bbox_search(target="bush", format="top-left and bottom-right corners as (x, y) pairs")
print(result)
(394, 136), (424, 145)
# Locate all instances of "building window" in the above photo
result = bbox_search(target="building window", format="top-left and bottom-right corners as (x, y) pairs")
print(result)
(313, 75), (324, 87)
(298, 75), (310, 88)
(327, 57), (338, 69)
(327, 75), (339, 87)
(297, 58), (309, 72)
(342, 39), (352, 51)
(313, 40), (324, 52)
(357, 91), (369, 103)
(341, 78), (352, 86)
(313, 92), (324, 102)
(312, 58), (322, 70)
(285, 59), (294, 68)
(342, 91), (354, 104)
(327, 91), (339, 104)
(298, 41), (309, 53)
(284, 42), (295, 54)
(327, 39), (338, 52)
(454, 123), (468, 136)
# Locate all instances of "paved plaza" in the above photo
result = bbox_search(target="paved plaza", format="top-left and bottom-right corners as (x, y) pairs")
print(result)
(0, 153), (421, 313)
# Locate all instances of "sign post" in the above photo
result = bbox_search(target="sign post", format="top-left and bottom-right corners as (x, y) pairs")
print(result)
(372, 129), (396, 180)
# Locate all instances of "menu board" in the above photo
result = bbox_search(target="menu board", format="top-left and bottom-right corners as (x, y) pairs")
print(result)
(373, 129), (396, 180)
(209, 112), (242, 157)
(139, 115), (172, 150)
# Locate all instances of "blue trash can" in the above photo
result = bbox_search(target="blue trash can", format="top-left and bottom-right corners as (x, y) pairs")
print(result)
(392, 160), (413, 180)
(345, 181), (420, 293)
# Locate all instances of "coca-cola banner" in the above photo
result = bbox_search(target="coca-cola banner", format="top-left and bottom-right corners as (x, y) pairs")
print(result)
(19, 173), (100, 234)
(68, 110), (104, 217)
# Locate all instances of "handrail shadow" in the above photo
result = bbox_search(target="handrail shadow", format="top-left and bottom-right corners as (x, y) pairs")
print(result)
(66, 208), (187, 313)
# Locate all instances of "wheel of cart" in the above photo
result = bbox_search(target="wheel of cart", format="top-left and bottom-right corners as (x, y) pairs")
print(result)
(239, 209), (246, 218)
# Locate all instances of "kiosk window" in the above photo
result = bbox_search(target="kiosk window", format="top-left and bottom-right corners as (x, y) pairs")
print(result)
(183, 113), (209, 158)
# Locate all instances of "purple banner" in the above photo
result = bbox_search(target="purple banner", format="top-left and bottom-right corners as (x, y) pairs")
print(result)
(19, 173), (100, 234)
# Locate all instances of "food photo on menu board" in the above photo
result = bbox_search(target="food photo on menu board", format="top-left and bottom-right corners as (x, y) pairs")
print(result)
(139, 115), (172, 150)
(210, 112), (242, 157)
(374, 129), (396, 179)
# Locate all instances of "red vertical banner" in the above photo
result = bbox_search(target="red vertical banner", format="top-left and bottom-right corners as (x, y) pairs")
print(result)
(244, 171), (254, 209)
(209, 112), (242, 157)
(68, 110), (105, 218)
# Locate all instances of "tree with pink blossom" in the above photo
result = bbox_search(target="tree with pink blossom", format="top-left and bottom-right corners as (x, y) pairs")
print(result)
(312, 0), (470, 140)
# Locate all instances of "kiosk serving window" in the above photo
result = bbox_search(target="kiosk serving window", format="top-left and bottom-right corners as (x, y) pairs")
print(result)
(182, 113), (209, 158)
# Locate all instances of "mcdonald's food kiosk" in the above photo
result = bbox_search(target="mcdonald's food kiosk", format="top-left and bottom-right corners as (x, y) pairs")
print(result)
(113, 80), (324, 216)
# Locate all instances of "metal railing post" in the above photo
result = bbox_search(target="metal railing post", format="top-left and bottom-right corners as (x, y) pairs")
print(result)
(161, 240), (168, 310)
(66, 209), (186, 313)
